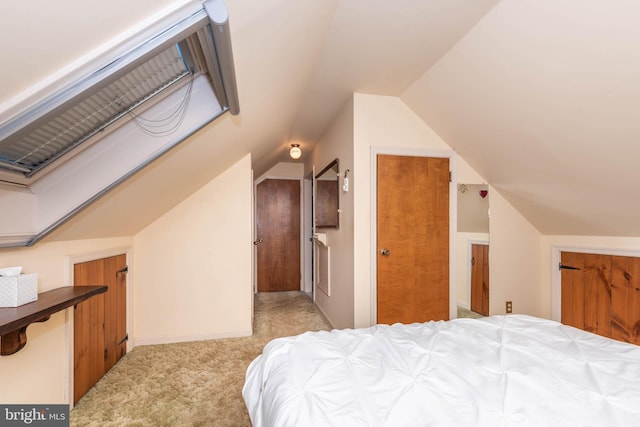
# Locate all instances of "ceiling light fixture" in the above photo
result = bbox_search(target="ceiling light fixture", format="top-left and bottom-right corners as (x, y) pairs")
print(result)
(289, 144), (301, 159)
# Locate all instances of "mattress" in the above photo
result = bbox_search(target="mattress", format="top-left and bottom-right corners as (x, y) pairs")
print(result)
(243, 315), (640, 426)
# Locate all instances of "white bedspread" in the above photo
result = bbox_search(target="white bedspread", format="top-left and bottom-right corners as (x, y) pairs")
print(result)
(243, 315), (640, 426)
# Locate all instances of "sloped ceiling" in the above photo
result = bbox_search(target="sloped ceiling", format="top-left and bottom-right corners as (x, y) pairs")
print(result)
(402, 0), (640, 236)
(2, 0), (639, 241)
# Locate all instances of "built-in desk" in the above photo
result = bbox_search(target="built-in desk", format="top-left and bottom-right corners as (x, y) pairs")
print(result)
(0, 286), (107, 356)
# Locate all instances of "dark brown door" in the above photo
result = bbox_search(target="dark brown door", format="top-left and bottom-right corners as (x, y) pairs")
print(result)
(74, 254), (127, 403)
(470, 243), (489, 316)
(256, 179), (301, 292)
(561, 251), (640, 344)
(377, 155), (450, 324)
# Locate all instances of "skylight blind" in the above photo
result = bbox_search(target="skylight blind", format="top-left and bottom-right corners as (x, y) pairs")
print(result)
(0, 0), (239, 182)
(0, 45), (191, 177)
(0, 0), (239, 249)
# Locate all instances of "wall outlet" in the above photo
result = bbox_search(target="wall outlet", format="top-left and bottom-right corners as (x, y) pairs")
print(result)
(505, 301), (513, 313)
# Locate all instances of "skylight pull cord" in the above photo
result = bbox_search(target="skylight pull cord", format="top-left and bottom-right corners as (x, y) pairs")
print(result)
(13, 61), (190, 166)
(126, 72), (194, 137)
(127, 72), (193, 128)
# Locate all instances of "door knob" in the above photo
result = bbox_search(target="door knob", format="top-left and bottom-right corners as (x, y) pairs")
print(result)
(380, 248), (390, 256)
(253, 239), (263, 245)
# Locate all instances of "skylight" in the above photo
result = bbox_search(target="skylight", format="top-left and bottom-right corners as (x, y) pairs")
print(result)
(0, 45), (191, 176)
(0, 0), (238, 181)
(0, 0), (239, 248)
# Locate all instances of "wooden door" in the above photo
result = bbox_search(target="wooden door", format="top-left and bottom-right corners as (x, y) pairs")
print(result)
(256, 179), (301, 292)
(74, 254), (127, 403)
(470, 243), (489, 316)
(377, 155), (450, 324)
(610, 255), (640, 344)
(561, 251), (640, 344)
(560, 251), (588, 330)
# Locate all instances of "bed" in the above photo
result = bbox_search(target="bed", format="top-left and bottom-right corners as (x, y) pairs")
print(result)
(243, 315), (640, 426)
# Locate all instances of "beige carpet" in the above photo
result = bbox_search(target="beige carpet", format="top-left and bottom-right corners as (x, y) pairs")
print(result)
(70, 291), (331, 426)
(457, 305), (484, 319)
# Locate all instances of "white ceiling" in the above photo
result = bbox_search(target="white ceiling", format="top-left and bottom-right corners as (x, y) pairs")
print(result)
(402, 0), (640, 236)
(2, 0), (640, 240)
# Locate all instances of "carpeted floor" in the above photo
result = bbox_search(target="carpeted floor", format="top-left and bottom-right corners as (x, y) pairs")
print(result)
(70, 291), (332, 426)
(457, 305), (484, 319)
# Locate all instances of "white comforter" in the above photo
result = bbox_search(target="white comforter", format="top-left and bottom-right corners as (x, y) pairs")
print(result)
(243, 315), (640, 426)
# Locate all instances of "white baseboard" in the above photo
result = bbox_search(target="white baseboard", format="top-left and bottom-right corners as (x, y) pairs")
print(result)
(134, 329), (252, 347)
(313, 301), (336, 329)
(457, 301), (470, 310)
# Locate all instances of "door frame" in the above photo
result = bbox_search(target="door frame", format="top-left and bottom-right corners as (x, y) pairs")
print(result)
(253, 175), (304, 293)
(370, 147), (457, 325)
(64, 246), (132, 407)
(551, 245), (640, 322)
(303, 169), (315, 296)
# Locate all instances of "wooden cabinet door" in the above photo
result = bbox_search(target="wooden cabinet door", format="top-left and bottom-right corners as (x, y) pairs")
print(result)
(74, 254), (127, 403)
(561, 251), (640, 345)
(610, 255), (640, 344)
(377, 155), (450, 324)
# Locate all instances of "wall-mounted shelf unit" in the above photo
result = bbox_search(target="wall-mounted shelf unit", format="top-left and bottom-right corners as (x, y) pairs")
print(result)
(0, 285), (107, 356)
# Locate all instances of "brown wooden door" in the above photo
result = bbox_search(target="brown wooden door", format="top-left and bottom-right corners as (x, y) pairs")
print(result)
(610, 255), (640, 344)
(470, 243), (489, 316)
(561, 251), (640, 344)
(74, 254), (127, 403)
(561, 251), (588, 331)
(256, 179), (301, 292)
(377, 155), (450, 324)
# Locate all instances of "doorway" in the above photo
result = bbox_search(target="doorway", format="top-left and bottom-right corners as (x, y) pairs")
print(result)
(375, 153), (452, 324)
(74, 254), (127, 403)
(470, 243), (489, 316)
(255, 179), (301, 292)
(303, 172), (314, 297)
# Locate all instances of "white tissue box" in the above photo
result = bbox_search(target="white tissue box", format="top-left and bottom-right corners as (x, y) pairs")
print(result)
(0, 273), (38, 307)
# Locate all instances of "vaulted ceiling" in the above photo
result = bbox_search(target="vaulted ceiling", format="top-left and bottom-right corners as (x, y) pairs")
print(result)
(2, 0), (639, 241)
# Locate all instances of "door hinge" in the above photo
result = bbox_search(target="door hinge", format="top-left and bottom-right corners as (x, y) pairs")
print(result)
(449, 171), (452, 182)
(559, 263), (581, 271)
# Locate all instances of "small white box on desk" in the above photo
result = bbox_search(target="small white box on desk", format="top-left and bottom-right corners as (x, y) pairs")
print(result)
(0, 273), (38, 307)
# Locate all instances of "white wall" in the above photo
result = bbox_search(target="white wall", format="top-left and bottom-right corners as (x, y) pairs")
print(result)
(0, 185), (36, 245)
(310, 97), (355, 329)
(0, 237), (133, 404)
(0, 153), (253, 405)
(258, 162), (304, 180)
(489, 188), (544, 316)
(133, 154), (253, 344)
